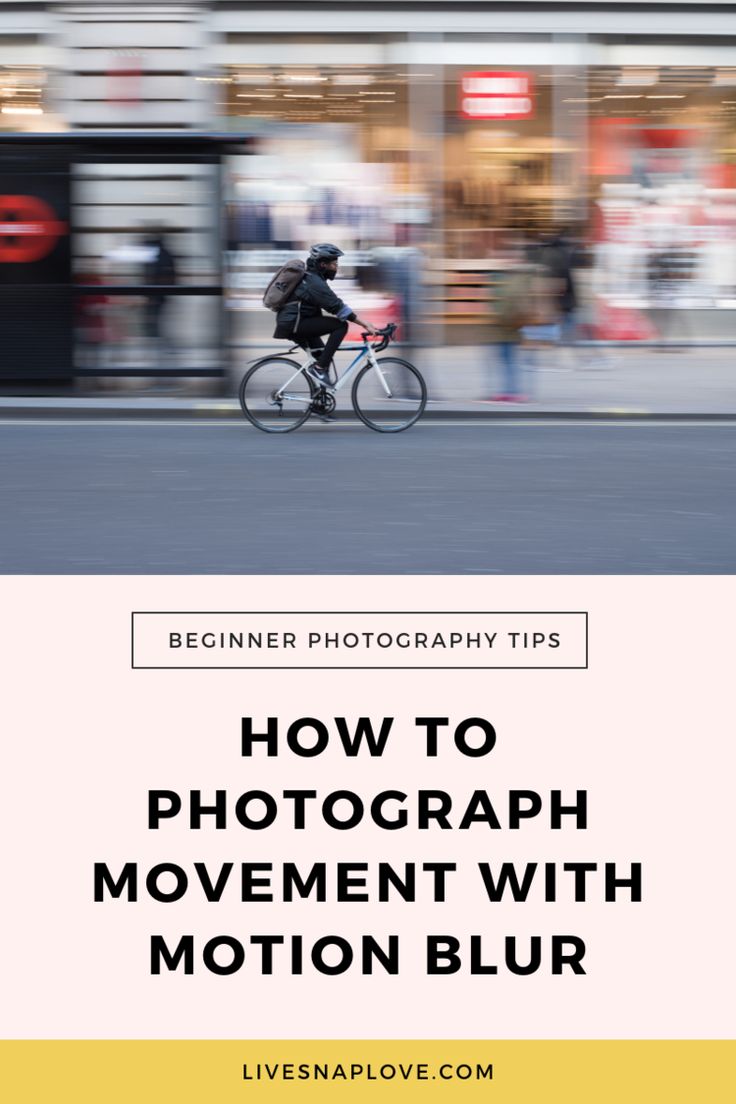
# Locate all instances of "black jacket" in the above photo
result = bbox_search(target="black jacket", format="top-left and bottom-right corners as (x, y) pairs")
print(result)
(274, 259), (355, 336)
(143, 238), (177, 305)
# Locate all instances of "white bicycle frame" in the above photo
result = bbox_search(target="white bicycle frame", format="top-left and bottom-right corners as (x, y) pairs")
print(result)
(274, 340), (393, 406)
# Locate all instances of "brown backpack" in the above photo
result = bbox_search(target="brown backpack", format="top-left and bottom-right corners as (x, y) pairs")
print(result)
(263, 258), (306, 311)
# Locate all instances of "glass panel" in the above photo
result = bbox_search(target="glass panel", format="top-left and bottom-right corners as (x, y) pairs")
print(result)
(71, 162), (220, 288)
(73, 291), (221, 374)
(71, 161), (222, 374)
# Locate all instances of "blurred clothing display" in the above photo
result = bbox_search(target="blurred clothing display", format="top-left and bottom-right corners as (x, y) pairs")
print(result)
(647, 248), (694, 345)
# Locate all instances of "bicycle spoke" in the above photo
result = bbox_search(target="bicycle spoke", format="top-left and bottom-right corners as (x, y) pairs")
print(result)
(352, 357), (427, 432)
(239, 357), (314, 433)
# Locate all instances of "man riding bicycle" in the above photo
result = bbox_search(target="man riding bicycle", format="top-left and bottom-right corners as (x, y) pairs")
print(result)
(273, 243), (378, 386)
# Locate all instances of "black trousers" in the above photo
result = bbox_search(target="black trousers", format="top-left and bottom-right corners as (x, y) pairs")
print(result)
(293, 316), (349, 368)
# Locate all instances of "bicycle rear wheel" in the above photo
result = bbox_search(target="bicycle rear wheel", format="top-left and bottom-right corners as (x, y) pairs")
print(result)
(239, 356), (314, 433)
(351, 356), (427, 432)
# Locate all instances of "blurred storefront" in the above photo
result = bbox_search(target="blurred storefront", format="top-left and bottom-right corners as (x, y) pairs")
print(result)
(214, 49), (426, 344)
(208, 22), (736, 345)
(3, 4), (736, 346)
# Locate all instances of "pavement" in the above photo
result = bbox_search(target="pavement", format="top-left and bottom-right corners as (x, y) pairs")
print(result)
(1, 344), (735, 419)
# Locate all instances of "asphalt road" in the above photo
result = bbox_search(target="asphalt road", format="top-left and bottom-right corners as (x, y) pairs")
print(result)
(2, 418), (735, 573)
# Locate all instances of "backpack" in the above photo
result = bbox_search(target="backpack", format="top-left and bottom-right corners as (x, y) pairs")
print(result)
(263, 258), (306, 311)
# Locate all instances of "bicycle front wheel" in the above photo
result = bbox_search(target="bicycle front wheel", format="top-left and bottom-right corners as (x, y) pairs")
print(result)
(352, 357), (427, 432)
(239, 356), (314, 433)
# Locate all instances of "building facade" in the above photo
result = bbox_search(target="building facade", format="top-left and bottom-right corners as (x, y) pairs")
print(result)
(4, 1), (736, 345)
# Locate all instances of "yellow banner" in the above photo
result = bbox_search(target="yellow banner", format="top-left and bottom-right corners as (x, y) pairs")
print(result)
(1, 1041), (733, 1103)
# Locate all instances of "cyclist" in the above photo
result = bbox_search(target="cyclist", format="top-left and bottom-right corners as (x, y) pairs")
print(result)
(273, 243), (378, 386)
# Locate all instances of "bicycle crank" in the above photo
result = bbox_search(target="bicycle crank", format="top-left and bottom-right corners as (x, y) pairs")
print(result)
(311, 389), (336, 417)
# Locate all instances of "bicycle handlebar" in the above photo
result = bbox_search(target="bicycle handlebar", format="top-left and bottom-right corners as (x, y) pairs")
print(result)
(362, 322), (397, 353)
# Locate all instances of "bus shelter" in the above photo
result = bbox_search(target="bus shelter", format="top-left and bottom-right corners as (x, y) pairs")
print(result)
(0, 133), (248, 384)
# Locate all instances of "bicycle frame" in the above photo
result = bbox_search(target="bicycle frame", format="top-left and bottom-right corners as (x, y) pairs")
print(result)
(276, 341), (394, 403)
(240, 321), (424, 433)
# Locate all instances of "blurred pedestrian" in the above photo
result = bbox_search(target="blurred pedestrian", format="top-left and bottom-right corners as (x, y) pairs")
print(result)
(531, 227), (586, 371)
(489, 246), (535, 402)
(535, 228), (578, 341)
(519, 265), (562, 394)
(373, 246), (423, 352)
(142, 229), (178, 366)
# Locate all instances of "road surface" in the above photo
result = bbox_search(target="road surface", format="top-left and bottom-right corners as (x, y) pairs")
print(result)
(2, 418), (735, 572)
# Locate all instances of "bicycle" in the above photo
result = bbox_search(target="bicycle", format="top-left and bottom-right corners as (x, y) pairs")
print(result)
(238, 323), (427, 433)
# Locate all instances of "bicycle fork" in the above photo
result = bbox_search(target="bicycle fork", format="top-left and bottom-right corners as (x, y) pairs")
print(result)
(366, 347), (394, 398)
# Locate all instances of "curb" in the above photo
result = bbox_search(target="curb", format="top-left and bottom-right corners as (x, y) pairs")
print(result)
(2, 403), (736, 422)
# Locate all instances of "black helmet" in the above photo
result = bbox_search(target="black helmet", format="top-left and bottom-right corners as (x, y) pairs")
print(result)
(309, 243), (344, 263)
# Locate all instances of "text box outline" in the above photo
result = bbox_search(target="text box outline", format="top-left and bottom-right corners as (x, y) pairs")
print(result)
(131, 610), (589, 670)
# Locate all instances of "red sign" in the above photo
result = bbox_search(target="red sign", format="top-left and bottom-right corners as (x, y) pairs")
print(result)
(0, 195), (67, 263)
(459, 71), (534, 120)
